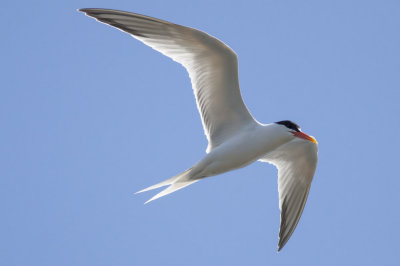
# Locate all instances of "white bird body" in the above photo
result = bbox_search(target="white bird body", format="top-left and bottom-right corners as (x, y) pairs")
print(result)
(190, 123), (287, 178)
(79, 8), (319, 251)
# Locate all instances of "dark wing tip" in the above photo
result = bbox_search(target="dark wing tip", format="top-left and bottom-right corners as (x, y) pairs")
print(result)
(77, 8), (100, 17)
(277, 190), (310, 252)
(277, 234), (289, 252)
(78, 8), (96, 13)
(77, 8), (149, 38)
(78, 8), (110, 16)
(77, 8), (167, 38)
(78, 8), (103, 12)
(277, 196), (289, 251)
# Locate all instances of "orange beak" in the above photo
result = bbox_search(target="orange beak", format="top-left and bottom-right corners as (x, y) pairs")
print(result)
(291, 131), (318, 144)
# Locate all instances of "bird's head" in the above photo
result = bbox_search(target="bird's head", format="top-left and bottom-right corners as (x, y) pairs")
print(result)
(275, 120), (317, 144)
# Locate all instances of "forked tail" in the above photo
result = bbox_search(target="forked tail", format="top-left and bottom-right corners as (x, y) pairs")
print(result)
(135, 168), (197, 204)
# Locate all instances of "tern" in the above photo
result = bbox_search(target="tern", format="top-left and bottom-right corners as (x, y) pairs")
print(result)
(79, 8), (318, 251)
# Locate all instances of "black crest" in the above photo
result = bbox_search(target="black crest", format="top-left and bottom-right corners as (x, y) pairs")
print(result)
(275, 120), (301, 132)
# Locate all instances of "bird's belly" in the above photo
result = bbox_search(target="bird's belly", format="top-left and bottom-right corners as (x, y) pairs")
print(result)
(194, 133), (284, 178)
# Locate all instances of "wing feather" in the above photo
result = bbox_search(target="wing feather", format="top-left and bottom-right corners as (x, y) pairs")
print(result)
(79, 8), (256, 152)
(260, 138), (318, 251)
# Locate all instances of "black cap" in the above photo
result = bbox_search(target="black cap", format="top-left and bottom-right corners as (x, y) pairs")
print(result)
(275, 120), (301, 132)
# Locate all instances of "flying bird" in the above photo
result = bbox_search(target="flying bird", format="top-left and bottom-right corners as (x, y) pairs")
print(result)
(79, 8), (318, 251)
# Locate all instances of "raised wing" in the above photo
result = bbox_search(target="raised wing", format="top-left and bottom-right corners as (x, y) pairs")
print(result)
(79, 8), (256, 152)
(260, 138), (318, 251)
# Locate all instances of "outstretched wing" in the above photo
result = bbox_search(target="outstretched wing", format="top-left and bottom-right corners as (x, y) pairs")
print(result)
(79, 8), (256, 152)
(260, 138), (318, 251)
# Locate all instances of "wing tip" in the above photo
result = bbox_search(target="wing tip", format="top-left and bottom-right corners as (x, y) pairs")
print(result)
(78, 8), (92, 13)
(277, 237), (289, 252)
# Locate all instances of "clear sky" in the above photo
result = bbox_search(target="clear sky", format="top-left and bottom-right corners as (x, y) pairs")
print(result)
(2, 0), (400, 265)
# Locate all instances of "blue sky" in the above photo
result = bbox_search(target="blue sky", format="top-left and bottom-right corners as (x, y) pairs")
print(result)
(2, 0), (400, 265)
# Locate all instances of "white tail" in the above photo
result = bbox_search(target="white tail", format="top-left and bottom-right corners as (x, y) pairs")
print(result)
(136, 168), (197, 204)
